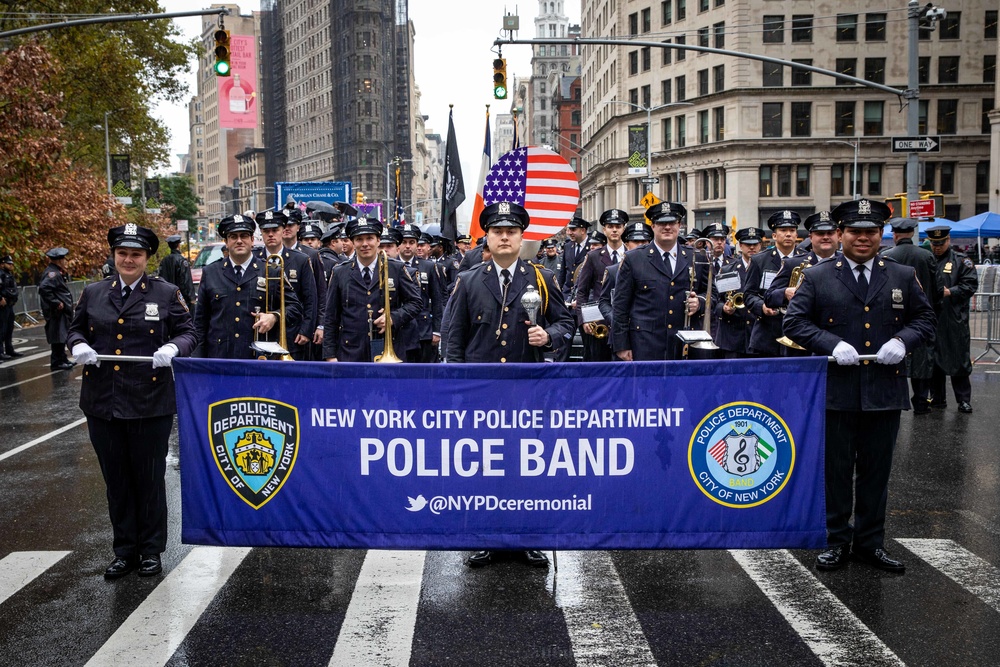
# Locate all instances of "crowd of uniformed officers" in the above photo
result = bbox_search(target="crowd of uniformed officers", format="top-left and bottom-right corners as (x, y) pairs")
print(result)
(24, 191), (982, 578)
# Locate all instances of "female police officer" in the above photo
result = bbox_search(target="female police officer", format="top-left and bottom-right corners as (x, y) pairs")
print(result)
(67, 224), (196, 579)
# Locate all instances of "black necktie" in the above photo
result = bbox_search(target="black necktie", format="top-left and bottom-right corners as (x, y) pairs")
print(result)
(857, 264), (868, 295)
(234, 265), (243, 281)
(122, 285), (132, 300)
(363, 267), (372, 286)
(611, 250), (618, 264)
(501, 268), (511, 291)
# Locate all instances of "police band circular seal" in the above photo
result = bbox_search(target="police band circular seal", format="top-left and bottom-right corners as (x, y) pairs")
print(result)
(688, 402), (795, 508)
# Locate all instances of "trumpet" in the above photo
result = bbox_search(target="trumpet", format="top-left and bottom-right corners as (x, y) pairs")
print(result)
(725, 291), (745, 309)
(776, 260), (812, 350)
(252, 254), (293, 361)
(373, 250), (403, 363)
(588, 322), (609, 339)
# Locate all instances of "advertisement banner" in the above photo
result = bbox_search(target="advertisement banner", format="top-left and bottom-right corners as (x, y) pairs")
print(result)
(628, 124), (648, 175)
(218, 34), (257, 129)
(176, 358), (828, 550)
(110, 154), (132, 204)
(274, 181), (352, 210)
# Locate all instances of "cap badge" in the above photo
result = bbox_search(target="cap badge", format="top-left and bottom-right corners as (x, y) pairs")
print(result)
(748, 228), (756, 237)
(859, 200), (872, 215)
(234, 215), (244, 223)
(498, 202), (511, 215)
(609, 210), (618, 220)
(124, 223), (138, 236)
(819, 212), (831, 221)
(265, 211), (273, 220)
(783, 210), (792, 219)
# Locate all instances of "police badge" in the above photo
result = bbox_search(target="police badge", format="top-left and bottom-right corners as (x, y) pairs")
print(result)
(145, 303), (160, 320)
(892, 288), (904, 309)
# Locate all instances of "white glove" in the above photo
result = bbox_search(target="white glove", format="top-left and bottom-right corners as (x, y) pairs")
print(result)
(152, 343), (179, 369)
(72, 343), (100, 366)
(876, 337), (906, 365)
(832, 341), (860, 366)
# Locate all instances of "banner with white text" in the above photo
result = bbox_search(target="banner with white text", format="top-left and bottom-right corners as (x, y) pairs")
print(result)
(175, 358), (828, 550)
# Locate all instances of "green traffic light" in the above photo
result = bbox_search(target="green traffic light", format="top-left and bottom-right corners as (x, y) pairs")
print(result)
(214, 60), (231, 76)
(494, 85), (507, 99)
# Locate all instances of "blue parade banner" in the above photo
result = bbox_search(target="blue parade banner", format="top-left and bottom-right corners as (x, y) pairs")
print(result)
(175, 358), (828, 550)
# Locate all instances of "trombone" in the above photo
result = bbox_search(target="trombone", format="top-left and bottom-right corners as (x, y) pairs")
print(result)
(252, 254), (294, 361)
(372, 249), (403, 363)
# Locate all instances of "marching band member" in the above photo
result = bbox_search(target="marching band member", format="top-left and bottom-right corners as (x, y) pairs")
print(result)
(713, 227), (762, 358)
(744, 210), (805, 357)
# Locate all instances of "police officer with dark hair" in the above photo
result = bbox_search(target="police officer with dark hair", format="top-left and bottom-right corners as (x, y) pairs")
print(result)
(574, 209), (627, 361)
(67, 224), (197, 579)
(0, 254), (19, 361)
(446, 202), (574, 568)
(884, 218), (939, 413)
(38, 247), (76, 370)
(926, 225), (978, 413)
(538, 238), (562, 274)
(194, 214), (301, 359)
(397, 224), (444, 363)
(157, 234), (194, 305)
(744, 210), (804, 357)
(784, 199), (936, 573)
(319, 223), (348, 278)
(560, 216), (591, 304)
(598, 221), (653, 346)
(281, 208), (327, 358)
(713, 227), (762, 358)
(322, 217), (422, 362)
(613, 202), (708, 361)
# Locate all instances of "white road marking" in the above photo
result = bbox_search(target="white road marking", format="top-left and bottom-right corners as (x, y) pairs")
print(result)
(0, 417), (87, 463)
(0, 350), (49, 368)
(730, 550), (905, 667)
(85, 546), (251, 667)
(328, 550), (426, 667)
(0, 551), (71, 605)
(897, 538), (1000, 614)
(554, 551), (657, 666)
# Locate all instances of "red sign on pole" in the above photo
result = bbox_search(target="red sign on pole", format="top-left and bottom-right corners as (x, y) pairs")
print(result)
(909, 199), (936, 219)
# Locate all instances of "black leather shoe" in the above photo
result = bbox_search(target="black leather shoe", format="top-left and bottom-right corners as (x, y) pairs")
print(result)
(852, 548), (905, 573)
(958, 401), (973, 413)
(466, 550), (493, 568)
(0, 354), (10, 361)
(138, 554), (162, 577)
(7, 351), (24, 358)
(52, 361), (76, 370)
(524, 550), (550, 567)
(815, 546), (848, 571)
(912, 404), (931, 415)
(104, 557), (137, 580)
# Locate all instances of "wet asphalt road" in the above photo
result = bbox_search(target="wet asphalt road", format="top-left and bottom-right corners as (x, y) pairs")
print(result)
(1, 325), (998, 667)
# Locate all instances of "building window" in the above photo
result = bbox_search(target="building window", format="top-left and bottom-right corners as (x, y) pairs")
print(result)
(714, 22), (725, 48)
(938, 56), (959, 83)
(763, 62), (783, 87)
(984, 99), (995, 134)
(702, 171), (710, 201)
(629, 12), (638, 34)
(629, 51), (639, 75)
(714, 106), (725, 141)
(831, 165), (846, 197)
(676, 35), (686, 60)
(642, 84), (651, 107)
(663, 118), (672, 149)
(662, 39), (672, 65)
(986, 10), (997, 39)
(713, 169), (723, 198)
(865, 58), (885, 84)
(676, 75), (686, 101)
(629, 88), (639, 106)
(937, 99), (957, 134)
(791, 15), (813, 42)
(791, 60), (812, 86)
(918, 99), (929, 134)
(868, 164), (882, 196)
(836, 59), (857, 85)
(677, 0), (686, 21)
(699, 110), (709, 143)
(866, 13), (887, 41)
(977, 161), (990, 194)
(939, 12), (960, 39)
(642, 8), (651, 32)
(864, 101), (884, 135)
(662, 0), (672, 25)
(984, 55), (996, 83)
(759, 166), (773, 197)
(698, 69), (709, 96)
(699, 0), (708, 12)
(796, 165), (810, 196)
(763, 15), (784, 43)
(662, 78), (672, 104)
(713, 64), (725, 92)
(677, 115), (686, 147)
(642, 47), (651, 71)
(922, 163), (937, 190)
(836, 14), (858, 41)
(940, 162), (956, 194)
(918, 57), (930, 84)
(835, 101), (856, 136)
(762, 102), (783, 138)
(791, 102), (811, 137)
(698, 27), (709, 48)
(539, 99), (546, 110)
(777, 165), (792, 197)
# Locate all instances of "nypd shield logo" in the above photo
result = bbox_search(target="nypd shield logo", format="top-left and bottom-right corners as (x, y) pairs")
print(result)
(209, 398), (300, 509)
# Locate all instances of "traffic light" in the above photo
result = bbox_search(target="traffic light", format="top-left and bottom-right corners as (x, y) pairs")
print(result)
(213, 29), (231, 76)
(355, 191), (364, 204)
(884, 195), (906, 218)
(492, 58), (507, 99)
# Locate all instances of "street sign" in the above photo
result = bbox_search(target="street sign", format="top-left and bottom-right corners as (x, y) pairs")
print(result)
(640, 177), (659, 184)
(640, 192), (660, 209)
(909, 199), (936, 219)
(891, 136), (941, 153)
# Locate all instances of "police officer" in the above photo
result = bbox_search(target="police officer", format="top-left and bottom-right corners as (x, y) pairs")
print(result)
(194, 214), (301, 359)
(538, 238), (562, 274)
(926, 225), (978, 413)
(612, 202), (708, 361)
(323, 217), (422, 362)
(300, 223), (324, 251)
(398, 224), (444, 363)
(456, 233), (472, 257)
(0, 254), (19, 361)
(713, 227), (762, 358)
(157, 234), (194, 305)
(445, 201), (574, 568)
(38, 247), (76, 370)
(783, 199), (936, 573)
(559, 216), (591, 304)
(884, 218), (940, 413)
(282, 208), (328, 358)
(744, 210), (804, 357)
(67, 224), (197, 579)
(255, 210), (318, 361)
(598, 221), (653, 348)
(703, 222), (731, 275)
(575, 209), (627, 361)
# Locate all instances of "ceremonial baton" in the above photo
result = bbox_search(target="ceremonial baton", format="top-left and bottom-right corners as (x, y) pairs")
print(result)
(94, 355), (155, 363)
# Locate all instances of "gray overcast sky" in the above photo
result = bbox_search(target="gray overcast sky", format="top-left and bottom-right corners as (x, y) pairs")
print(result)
(154, 1), (581, 222)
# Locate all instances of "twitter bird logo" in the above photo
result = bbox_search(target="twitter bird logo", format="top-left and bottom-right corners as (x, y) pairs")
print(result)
(405, 495), (427, 512)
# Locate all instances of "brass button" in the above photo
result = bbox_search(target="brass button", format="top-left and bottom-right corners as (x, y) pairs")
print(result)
(84, 371), (88, 377)
(236, 287), (241, 292)
(670, 282), (675, 286)
(500, 357), (507, 363)
(865, 341), (871, 347)
(115, 349), (121, 355)
(864, 323), (870, 329)
(502, 323), (508, 329)
(152, 376), (157, 382)
(504, 307), (509, 312)
(118, 318), (124, 324)
(116, 334), (123, 340)
(829, 318), (834, 323)
(501, 340), (507, 346)
(235, 317), (240, 322)
(149, 329), (154, 334)
(669, 310), (674, 315)
(669, 296), (674, 300)
(235, 333), (240, 338)
(476, 315), (482, 321)
(668, 324), (673, 329)
(113, 365), (120, 371)
(235, 301), (241, 307)
(863, 360), (870, 365)
(864, 306), (870, 312)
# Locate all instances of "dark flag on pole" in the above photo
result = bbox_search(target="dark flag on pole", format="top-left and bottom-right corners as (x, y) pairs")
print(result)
(439, 106), (466, 241)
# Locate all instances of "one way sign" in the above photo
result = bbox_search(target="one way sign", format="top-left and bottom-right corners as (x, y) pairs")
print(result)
(891, 136), (941, 153)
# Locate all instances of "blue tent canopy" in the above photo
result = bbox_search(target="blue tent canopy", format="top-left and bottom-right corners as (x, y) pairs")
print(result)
(957, 211), (1000, 238)
(881, 218), (968, 240)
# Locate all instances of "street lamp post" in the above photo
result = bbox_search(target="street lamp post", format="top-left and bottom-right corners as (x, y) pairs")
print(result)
(826, 140), (860, 200)
(606, 100), (693, 202)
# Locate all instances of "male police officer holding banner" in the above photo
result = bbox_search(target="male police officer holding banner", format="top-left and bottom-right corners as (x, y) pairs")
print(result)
(783, 199), (936, 573)
(446, 201), (574, 568)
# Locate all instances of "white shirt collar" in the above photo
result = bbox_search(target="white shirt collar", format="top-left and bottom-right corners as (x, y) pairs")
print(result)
(357, 257), (377, 272)
(845, 256), (875, 273)
(232, 256), (253, 272)
(118, 274), (142, 290)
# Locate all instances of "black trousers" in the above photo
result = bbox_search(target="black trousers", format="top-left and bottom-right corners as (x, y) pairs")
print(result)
(50, 343), (69, 366)
(0, 306), (13, 354)
(581, 330), (612, 361)
(930, 365), (972, 403)
(825, 409), (901, 552)
(86, 414), (173, 559)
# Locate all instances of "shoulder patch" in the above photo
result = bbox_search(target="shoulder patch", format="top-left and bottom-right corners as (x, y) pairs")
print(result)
(176, 290), (190, 312)
(963, 257), (975, 269)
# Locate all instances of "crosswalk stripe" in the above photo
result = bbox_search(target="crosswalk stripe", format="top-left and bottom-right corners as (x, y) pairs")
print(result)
(0, 417), (87, 463)
(897, 538), (1000, 614)
(0, 551), (71, 606)
(554, 551), (657, 666)
(328, 550), (426, 667)
(730, 550), (905, 667)
(84, 546), (251, 667)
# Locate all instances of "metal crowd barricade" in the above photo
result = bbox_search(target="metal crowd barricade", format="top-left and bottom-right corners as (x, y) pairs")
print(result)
(12, 279), (90, 329)
(970, 292), (1000, 363)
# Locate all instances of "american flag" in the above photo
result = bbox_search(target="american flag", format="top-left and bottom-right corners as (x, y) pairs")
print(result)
(483, 146), (580, 241)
